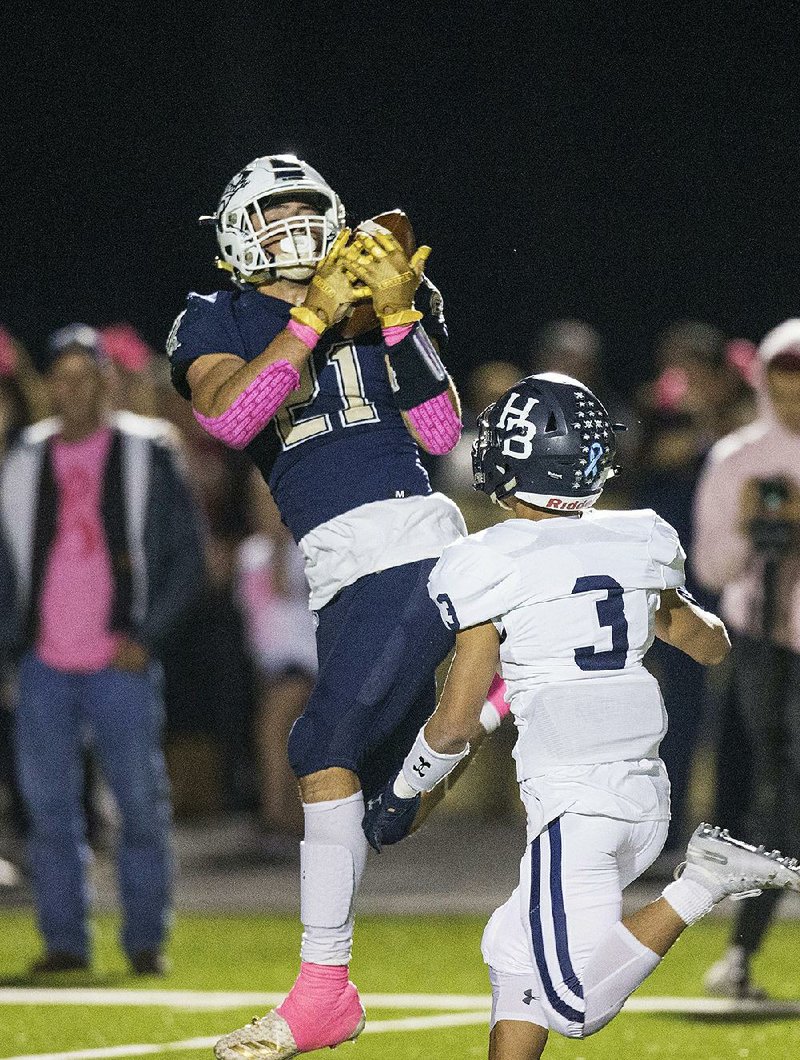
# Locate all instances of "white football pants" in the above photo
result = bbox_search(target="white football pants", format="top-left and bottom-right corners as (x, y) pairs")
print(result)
(482, 812), (668, 1038)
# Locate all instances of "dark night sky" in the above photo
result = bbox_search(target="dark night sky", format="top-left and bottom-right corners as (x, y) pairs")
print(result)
(4, 1), (800, 396)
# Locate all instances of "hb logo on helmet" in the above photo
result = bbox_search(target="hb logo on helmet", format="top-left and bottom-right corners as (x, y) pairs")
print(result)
(497, 393), (540, 459)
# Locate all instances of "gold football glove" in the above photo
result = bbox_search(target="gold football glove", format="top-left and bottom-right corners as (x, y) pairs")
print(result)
(342, 229), (431, 328)
(290, 229), (372, 336)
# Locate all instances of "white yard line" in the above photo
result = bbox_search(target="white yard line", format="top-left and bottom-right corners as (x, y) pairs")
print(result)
(0, 988), (491, 1011)
(3, 987), (800, 1017)
(625, 995), (800, 1016)
(0, 1011), (491, 1060)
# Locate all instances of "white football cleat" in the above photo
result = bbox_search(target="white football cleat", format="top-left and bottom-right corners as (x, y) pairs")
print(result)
(213, 1006), (365, 1060)
(214, 1011), (297, 1060)
(677, 823), (800, 900)
(704, 945), (767, 1000)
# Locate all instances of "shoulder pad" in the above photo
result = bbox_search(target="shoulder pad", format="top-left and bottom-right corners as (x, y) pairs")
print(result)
(428, 536), (522, 631)
(648, 511), (686, 586)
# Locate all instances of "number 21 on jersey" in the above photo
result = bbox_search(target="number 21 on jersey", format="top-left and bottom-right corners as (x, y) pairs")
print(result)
(274, 344), (378, 449)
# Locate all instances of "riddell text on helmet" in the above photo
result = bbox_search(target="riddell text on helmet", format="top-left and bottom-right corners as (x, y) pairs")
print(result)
(545, 496), (596, 511)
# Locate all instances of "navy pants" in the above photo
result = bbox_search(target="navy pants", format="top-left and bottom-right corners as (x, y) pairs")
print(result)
(14, 651), (173, 961)
(287, 559), (455, 800)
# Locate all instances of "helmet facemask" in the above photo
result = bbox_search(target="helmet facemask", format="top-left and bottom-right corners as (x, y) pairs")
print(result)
(220, 195), (338, 283)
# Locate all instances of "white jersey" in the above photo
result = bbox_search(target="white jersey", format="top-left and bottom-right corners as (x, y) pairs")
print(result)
(428, 508), (685, 828)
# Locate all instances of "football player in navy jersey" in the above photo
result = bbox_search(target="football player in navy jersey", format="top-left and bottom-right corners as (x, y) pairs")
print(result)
(168, 154), (468, 1057)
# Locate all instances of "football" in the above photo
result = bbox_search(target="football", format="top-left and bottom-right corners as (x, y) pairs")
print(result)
(339, 209), (416, 339)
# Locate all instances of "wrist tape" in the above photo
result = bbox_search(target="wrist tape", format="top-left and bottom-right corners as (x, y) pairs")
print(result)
(386, 324), (449, 410)
(401, 729), (470, 794)
(193, 359), (300, 449)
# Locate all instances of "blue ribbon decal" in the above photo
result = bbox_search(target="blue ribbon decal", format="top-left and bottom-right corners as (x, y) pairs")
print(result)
(583, 441), (604, 479)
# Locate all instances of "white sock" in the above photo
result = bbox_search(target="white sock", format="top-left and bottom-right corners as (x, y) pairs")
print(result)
(661, 876), (717, 926)
(299, 792), (368, 965)
(582, 921), (661, 1035)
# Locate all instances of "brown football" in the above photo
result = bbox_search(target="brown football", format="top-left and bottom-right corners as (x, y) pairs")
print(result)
(339, 209), (416, 339)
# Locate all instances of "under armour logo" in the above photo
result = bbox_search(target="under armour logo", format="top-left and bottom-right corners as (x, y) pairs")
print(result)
(412, 755), (431, 777)
(366, 795), (382, 812)
(522, 989), (535, 1005)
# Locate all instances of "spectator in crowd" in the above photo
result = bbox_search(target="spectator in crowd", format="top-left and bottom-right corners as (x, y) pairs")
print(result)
(0, 324), (204, 976)
(236, 474), (316, 854)
(638, 319), (755, 445)
(693, 317), (800, 997)
(100, 323), (160, 419)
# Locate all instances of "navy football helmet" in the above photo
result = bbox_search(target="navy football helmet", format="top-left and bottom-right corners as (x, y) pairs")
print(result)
(472, 373), (622, 511)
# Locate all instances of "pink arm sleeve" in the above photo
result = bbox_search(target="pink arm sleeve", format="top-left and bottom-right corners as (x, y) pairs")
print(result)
(405, 391), (462, 455)
(193, 360), (301, 450)
(692, 459), (752, 591)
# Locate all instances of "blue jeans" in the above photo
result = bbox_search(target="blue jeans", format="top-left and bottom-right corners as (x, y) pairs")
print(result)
(14, 651), (173, 960)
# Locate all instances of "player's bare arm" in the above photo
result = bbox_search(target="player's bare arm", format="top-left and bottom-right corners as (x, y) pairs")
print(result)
(425, 620), (501, 753)
(655, 587), (730, 665)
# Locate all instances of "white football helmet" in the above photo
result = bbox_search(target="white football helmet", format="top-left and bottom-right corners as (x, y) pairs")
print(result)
(208, 154), (346, 284)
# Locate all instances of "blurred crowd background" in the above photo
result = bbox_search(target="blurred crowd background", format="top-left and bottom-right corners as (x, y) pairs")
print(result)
(0, 311), (770, 882)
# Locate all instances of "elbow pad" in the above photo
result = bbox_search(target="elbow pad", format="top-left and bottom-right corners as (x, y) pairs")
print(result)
(386, 324), (450, 410)
(193, 360), (300, 449)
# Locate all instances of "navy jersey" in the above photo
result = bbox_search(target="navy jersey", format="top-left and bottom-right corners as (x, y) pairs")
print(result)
(168, 279), (448, 542)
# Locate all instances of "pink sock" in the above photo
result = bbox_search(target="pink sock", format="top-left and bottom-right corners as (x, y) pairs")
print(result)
(276, 962), (363, 1051)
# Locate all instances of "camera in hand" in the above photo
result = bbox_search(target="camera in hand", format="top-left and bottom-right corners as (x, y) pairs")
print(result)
(749, 476), (794, 554)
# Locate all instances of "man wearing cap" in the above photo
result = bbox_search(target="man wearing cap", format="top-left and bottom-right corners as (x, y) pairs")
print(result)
(693, 318), (800, 997)
(0, 325), (204, 976)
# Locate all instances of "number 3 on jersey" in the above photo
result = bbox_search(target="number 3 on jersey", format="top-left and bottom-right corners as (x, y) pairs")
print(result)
(274, 344), (378, 449)
(572, 575), (629, 671)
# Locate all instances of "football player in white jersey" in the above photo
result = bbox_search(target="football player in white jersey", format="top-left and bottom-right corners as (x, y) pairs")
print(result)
(363, 373), (800, 1059)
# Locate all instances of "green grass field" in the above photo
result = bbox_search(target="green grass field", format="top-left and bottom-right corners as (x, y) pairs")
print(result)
(0, 910), (799, 1059)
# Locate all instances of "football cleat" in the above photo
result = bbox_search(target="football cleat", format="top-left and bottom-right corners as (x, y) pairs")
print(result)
(213, 990), (365, 1059)
(214, 1010), (298, 1059)
(675, 823), (800, 900)
(362, 783), (420, 853)
(704, 945), (767, 1000)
